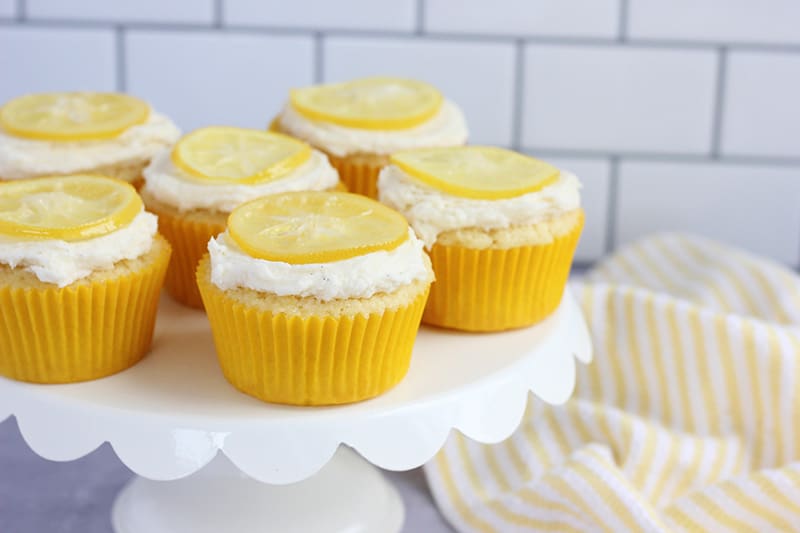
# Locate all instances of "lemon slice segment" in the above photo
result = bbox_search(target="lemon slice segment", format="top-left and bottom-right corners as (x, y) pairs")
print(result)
(228, 191), (409, 264)
(0, 175), (143, 241)
(0, 92), (150, 141)
(290, 77), (443, 130)
(390, 146), (560, 200)
(172, 127), (312, 184)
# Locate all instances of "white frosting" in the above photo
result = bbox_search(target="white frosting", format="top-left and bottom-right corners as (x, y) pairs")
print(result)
(142, 149), (339, 213)
(277, 100), (468, 157)
(0, 112), (181, 179)
(208, 228), (430, 301)
(377, 165), (582, 249)
(0, 210), (157, 287)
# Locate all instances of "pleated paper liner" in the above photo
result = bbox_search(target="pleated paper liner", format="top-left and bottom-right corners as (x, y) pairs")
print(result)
(197, 257), (430, 406)
(146, 200), (226, 309)
(323, 152), (387, 199)
(0, 235), (171, 383)
(423, 212), (584, 332)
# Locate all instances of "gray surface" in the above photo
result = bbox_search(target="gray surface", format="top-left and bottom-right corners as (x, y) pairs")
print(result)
(0, 417), (454, 533)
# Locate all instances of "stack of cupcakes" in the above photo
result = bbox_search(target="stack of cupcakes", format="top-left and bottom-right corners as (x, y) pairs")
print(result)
(141, 126), (343, 308)
(0, 77), (583, 407)
(272, 76), (468, 198)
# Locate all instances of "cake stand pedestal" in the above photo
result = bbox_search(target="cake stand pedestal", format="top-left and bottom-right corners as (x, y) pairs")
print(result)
(0, 289), (591, 533)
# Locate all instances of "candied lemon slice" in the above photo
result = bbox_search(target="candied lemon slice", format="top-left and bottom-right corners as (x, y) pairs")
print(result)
(172, 127), (312, 184)
(390, 146), (560, 200)
(0, 175), (142, 241)
(0, 92), (150, 141)
(228, 191), (409, 264)
(290, 77), (443, 130)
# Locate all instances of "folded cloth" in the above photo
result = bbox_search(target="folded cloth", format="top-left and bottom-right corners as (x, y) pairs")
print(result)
(425, 233), (800, 532)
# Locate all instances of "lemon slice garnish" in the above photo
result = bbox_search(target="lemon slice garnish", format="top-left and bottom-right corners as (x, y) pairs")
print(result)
(0, 175), (142, 241)
(228, 191), (409, 264)
(290, 77), (443, 130)
(390, 146), (560, 200)
(0, 92), (150, 141)
(172, 127), (312, 184)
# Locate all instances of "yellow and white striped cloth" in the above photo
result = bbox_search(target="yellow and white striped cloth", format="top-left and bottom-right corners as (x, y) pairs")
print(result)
(425, 233), (800, 532)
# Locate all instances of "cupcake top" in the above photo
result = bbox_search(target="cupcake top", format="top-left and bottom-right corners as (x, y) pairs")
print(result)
(0, 92), (180, 180)
(378, 146), (582, 249)
(208, 191), (432, 301)
(143, 126), (339, 213)
(0, 175), (157, 286)
(276, 77), (468, 157)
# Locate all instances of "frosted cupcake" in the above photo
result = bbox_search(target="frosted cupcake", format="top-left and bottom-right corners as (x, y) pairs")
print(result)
(379, 146), (583, 332)
(0, 175), (171, 383)
(142, 126), (342, 308)
(0, 92), (180, 188)
(197, 191), (433, 405)
(272, 77), (467, 198)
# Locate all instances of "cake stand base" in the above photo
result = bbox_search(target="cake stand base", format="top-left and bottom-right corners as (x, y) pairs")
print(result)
(111, 447), (404, 533)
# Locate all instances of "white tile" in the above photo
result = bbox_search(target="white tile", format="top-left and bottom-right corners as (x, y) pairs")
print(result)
(425, 0), (619, 38)
(0, 27), (115, 104)
(722, 52), (800, 158)
(538, 156), (610, 262)
(126, 31), (313, 132)
(224, 0), (416, 31)
(628, 0), (800, 45)
(0, 0), (16, 18)
(28, 0), (214, 23)
(521, 45), (717, 154)
(324, 37), (515, 146)
(617, 161), (800, 265)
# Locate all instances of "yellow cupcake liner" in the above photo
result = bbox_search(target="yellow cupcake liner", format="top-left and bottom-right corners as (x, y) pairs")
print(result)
(197, 257), (429, 405)
(149, 204), (225, 309)
(423, 213), (584, 332)
(323, 153), (385, 199)
(0, 235), (171, 383)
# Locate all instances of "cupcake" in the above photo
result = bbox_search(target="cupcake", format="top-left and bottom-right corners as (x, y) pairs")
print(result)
(197, 191), (434, 405)
(0, 175), (171, 383)
(142, 126), (343, 309)
(272, 77), (467, 198)
(378, 146), (583, 332)
(0, 92), (180, 188)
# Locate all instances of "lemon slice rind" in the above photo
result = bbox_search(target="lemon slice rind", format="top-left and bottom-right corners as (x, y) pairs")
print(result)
(0, 93), (150, 141)
(390, 146), (560, 200)
(290, 77), (443, 130)
(0, 175), (143, 241)
(227, 191), (409, 265)
(172, 127), (312, 185)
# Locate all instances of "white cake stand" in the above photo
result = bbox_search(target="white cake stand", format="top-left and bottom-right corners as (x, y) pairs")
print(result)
(0, 289), (591, 533)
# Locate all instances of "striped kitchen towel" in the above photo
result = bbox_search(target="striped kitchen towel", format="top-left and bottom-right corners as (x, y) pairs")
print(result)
(425, 233), (800, 532)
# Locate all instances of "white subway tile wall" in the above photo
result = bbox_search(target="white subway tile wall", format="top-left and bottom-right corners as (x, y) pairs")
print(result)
(617, 161), (800, 265)
(628, 0), (800, 45)
(722, 52), (800, 158)
(27, 0), (216, 24)
(425, 0), (620, 38)
(521, 45), (717, 154)
(224, 0), (417, 31)
(0, 0), (15, 18)
(0, 0), (798, 266)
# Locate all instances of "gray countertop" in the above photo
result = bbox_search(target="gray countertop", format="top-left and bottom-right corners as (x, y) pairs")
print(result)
(0, 418), (454, 533)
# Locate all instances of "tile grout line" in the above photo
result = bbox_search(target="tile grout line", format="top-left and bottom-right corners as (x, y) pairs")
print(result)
(415, 0), (425, 34)
(604, 156), (620, 254)
(617, 0), (628, 42)
(710, 46), (728, 158)
(213, 0), (223, 28)
(511, 39), (525, 151)
(115, 26), (126, 92)
(313, 32), (324, 83)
